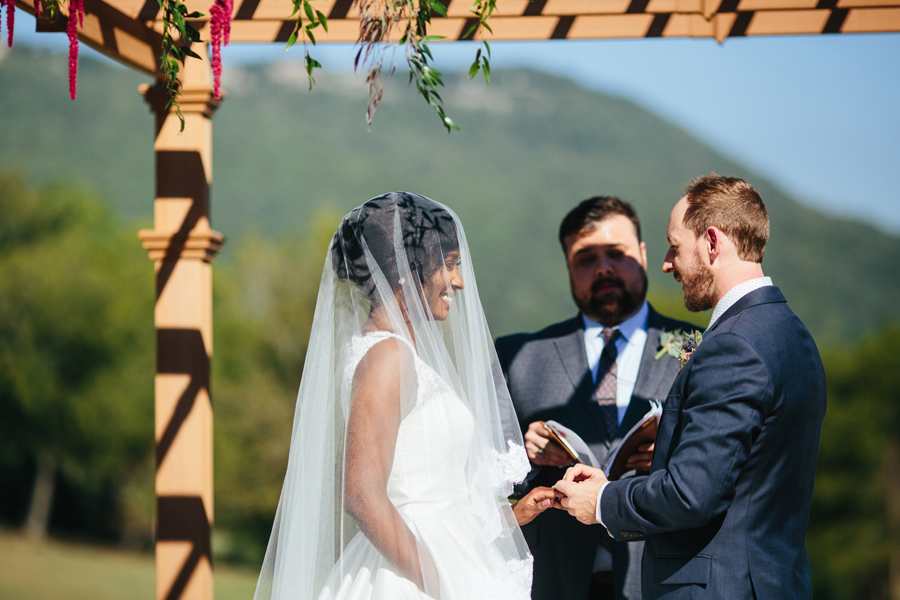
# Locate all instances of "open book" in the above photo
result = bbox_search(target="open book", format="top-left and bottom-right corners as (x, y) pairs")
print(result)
(602, 400), (662, 480)
(541, 400), (662, 481)
(540, 420), (601, 468)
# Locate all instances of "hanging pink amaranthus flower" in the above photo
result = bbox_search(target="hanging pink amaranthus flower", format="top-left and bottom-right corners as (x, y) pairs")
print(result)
(67, 0), (84, 99)
(222, 0), (232, 45)
(209, 0), (233, 99)
(2, 0), (16, 47)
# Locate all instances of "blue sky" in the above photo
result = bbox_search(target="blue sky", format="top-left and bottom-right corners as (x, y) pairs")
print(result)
(11, 13), (900, 233)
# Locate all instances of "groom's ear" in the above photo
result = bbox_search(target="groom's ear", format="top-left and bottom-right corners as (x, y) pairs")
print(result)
(705, 227), (720, 264)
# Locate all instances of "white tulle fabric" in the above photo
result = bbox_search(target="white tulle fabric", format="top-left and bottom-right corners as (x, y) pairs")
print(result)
(253, 193), (532, 600)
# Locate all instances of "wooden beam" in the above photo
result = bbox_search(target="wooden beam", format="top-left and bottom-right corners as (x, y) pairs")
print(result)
(15, 0), (164, 76)
(185, 5), (900, 43)
(17, 0), (900, 52)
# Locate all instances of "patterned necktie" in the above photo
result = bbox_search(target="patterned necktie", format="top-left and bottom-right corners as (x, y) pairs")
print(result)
(595, 328), (621, 440)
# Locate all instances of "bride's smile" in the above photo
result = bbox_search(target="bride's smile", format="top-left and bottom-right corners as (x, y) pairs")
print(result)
(423, 249), (464, 321)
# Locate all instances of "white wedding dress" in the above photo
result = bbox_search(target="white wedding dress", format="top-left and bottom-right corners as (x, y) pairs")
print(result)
(317, 331), (532, 600)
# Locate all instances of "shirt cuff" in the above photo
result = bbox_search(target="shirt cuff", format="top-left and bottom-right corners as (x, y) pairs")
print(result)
(596, 481), (609, 527)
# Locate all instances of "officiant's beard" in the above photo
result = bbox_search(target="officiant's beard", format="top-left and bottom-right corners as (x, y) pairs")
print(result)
(575, 271), (648, 325)
(681, 249), (715, 312)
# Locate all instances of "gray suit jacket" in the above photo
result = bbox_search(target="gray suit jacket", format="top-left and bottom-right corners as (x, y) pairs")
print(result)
(496, 304), (700, 600)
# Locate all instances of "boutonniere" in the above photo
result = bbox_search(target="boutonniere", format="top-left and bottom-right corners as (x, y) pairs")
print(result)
(655, 329), (704, 370)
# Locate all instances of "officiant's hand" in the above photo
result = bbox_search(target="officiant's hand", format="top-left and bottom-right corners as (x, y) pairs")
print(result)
(553, 464), (609, 525)
(525, 421), (574, 467)
(624, 442), (655, 471)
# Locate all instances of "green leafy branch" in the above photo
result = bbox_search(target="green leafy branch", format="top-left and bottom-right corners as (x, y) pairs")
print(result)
(465, 0), (497, 84)
(351, 0), (465, 132)
(399, 0), (458, 132)
(157, 0), (203, 130)
(396, 0), (499, 132)
(284, 0), (328, 88)
(147, 0), (503, 132)
(35, 0), (61, 21)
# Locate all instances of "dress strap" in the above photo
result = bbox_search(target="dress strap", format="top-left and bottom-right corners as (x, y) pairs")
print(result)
(355, 330), (417, 354)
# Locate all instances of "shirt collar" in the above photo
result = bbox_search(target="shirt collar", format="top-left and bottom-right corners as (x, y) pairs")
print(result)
(709, 276), (773, 328)
(582, 301), (650, 343)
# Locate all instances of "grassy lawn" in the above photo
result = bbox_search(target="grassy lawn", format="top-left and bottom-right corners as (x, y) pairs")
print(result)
(0, 529), (258, 600)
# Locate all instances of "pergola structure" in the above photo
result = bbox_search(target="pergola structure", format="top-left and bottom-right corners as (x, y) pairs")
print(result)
(8, 0), (899, 598)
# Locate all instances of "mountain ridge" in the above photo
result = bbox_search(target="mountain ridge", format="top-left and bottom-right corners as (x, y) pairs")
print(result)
(2, 46), (898, 342)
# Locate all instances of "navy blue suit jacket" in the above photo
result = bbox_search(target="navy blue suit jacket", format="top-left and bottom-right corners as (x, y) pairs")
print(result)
(600, 286), (826, 599)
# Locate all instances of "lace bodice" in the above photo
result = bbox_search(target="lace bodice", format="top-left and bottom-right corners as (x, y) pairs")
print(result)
(344, 331), (475, 519)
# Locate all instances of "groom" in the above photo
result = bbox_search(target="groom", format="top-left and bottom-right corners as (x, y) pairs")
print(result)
(555, 174), (827, 599)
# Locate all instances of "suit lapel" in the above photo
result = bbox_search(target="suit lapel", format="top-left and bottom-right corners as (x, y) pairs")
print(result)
(551, 316), (589, 391)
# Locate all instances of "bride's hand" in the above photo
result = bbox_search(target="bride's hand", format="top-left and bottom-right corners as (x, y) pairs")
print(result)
(513, 486), (557, 526)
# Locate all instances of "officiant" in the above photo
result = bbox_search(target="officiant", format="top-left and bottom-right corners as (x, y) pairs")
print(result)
(495, 197), (700, 600)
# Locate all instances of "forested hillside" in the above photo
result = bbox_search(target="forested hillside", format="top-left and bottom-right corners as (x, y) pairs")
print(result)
(2, 46), (898, 342)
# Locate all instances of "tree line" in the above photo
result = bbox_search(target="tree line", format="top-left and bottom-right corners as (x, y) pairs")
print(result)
(0, 173), (896, 598)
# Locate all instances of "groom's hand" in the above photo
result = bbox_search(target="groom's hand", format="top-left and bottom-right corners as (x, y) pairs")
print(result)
(553, 464), (609, 525)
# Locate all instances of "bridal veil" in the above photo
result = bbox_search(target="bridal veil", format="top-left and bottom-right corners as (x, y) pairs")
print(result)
(252, 192), (532, 600)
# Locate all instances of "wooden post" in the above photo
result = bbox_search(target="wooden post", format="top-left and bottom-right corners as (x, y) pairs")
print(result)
(138, 44), (223, 600)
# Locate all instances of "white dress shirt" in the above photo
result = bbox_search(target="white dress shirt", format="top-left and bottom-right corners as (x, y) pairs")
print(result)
(595, 278), (774, 527)
(708, 277), (773, 329)
(582, 301), (649, 425)
(583, 302), (649, 572)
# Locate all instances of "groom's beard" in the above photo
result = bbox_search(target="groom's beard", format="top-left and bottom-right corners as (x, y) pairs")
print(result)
(574, 271), (648, 325)
(681, 248), (716, 312)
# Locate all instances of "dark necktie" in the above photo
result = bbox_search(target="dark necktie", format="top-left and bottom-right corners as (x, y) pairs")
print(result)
(594, 328), (621, 440)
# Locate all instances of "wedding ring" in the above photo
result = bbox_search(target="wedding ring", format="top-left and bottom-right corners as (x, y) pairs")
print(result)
(535, 447), (545, 458)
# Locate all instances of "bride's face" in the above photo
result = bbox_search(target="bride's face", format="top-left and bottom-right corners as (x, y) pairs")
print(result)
(422, 249), (464, 321)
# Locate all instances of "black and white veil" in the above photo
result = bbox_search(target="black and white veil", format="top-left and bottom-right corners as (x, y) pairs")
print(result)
(253, 192), (532, 600)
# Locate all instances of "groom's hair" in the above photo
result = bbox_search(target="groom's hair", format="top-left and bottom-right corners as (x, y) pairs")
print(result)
(558, 196), (642, 252)
(683, 173), (769, 263)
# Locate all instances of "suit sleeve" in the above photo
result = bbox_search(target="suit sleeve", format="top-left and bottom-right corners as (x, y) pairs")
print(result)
(600, 331), (771, 540)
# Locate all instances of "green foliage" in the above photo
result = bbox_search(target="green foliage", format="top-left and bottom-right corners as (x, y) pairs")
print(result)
(0, 173), (154, 539)
(0, 171), (340, 553)
(808, 324), (900, 600)
(156, 0), (204, 129)
(211, 209), (339, 563)
(398, 0), (458, 132)
(352, 0), (501, 131)
(284, 0), (327, 88)
(260, 0), (499, 130)
(465, 1), (495, 83)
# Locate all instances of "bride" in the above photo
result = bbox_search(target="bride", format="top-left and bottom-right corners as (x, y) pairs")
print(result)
(253, 192), (555, 600)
